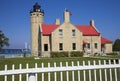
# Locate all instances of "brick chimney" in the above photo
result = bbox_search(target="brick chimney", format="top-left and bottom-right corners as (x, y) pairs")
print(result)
(55, 18), (60, 25)
(64, 10), (70, 23)
(90, 20), (95, 27)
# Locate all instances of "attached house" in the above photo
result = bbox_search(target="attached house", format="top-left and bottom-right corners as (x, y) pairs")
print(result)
(30, 3), (112, 57)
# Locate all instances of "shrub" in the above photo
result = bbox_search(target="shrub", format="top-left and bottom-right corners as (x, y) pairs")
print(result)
(70, 51), (83, 57)
(51, 51), (68, 58)
(106, 53), (118, 56)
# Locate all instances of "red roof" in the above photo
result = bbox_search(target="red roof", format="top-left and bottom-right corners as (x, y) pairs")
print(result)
(41, 24), (100, 36)
(42, 24), (59, 36)
(101, 37), (112, 44)
(76, 25), (100, 36)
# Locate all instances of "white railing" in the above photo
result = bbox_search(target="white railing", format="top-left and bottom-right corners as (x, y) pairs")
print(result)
(0, 59), (120, 81)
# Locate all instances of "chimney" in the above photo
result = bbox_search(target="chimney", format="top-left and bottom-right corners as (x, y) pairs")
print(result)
(55, 18), (60, 25)
(90, 20), (95, 27)
(64, 10), (70, 23)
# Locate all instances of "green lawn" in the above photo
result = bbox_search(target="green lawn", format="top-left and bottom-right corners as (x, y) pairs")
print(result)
(0, 57), (100, 69)
(0, 56), (120, 70)
(0, 56), (120, 81)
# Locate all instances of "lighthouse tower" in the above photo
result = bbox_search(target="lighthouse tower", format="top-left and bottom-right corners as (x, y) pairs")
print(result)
(30, 2), (44, 56)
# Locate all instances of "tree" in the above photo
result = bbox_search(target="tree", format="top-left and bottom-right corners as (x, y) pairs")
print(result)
(0, 30), (9, 51)
(113, 39), (120, 51)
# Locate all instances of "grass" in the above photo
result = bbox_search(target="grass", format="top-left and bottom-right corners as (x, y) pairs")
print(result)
(0, 57), (100, 70)
(0, 56), (120, 81)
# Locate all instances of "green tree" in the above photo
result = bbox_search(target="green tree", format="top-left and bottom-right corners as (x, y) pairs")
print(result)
(0, 30), (9, 51)
(113, 39), (120, 51)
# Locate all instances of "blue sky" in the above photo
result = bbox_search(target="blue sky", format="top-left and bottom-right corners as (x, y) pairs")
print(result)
(0, 0), (120, 49)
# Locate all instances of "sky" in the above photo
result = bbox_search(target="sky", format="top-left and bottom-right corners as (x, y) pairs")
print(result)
(0, 0), (120, 49)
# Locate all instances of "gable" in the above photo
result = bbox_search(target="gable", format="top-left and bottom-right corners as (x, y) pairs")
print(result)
(51, 23), (82, 36)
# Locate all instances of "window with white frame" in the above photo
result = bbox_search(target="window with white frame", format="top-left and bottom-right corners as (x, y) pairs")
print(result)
(59, 29), (63, 37)
(72, 29), (76, 36)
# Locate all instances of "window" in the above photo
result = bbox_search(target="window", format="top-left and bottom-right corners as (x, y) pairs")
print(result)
(59, 43), (63, 51)
(59, 29), (63, 37)
(94, 43), (98, 49)
(87, 43), (90, 49)
(44, 44), (48, 51)
(72, 43), (76, 50)
(72, 29), (76, 36)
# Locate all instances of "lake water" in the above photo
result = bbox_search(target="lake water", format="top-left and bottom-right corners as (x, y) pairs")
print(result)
(0, 49), (30, 58)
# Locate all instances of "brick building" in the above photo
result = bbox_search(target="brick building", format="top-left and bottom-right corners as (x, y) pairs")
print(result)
(30, 3), (112, 57)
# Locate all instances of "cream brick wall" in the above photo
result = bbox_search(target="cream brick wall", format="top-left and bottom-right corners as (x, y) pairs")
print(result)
(83, 36), (101, 54)
(30, 12), (44, 56)
(51, 22), (83, 52)
(41, 36), (50, 51)
(105, 43), (112, 53)
(40, 36), (51, 57)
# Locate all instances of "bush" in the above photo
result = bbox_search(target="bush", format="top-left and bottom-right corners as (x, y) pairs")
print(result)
(107, 53), (117, 55)
(70, 51), (83, 57)
(51, 51), (68, 58)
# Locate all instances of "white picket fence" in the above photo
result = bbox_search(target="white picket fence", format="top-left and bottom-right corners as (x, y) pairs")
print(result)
(0, 59), (120, 81)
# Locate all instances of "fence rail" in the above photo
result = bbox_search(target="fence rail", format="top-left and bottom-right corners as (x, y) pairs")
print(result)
(0, 59), (120, 81)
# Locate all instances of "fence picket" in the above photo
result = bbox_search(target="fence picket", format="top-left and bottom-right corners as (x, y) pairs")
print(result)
(42, 63), (44, 81)
(4, 65), (7, 81)
(109, 60), (112, 81)
(19, 64), (22, 81)
(72, 61), (74, 81)
(60, 62), (63, 81)
(26, 63), (29, 81)
(48, 63), (50, 81)
(35, 63), (38, 81)
(12, 64), (15, 81)
(83, 61), (86, 81)
(104, 60), (107, 81)
(94, 60), (97, 81)
(114, 60), (117, 81)
(99, 60), (102, 81)
(66, 62), (69, 81)
(88, 61), (91, 81)
(54, 62), (57, 81)
(77, 61), (80, 81)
